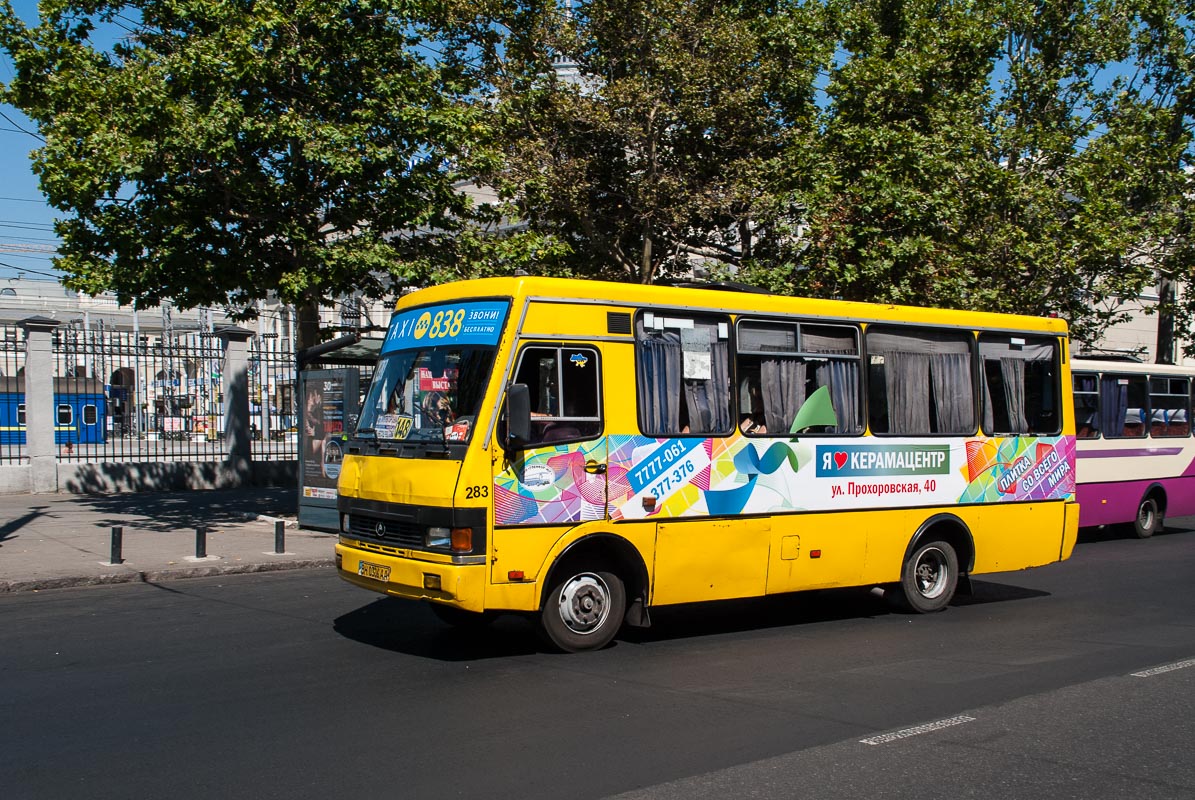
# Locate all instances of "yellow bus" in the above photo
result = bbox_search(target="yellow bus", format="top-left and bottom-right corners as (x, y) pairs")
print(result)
(335, 277), (1079, 651)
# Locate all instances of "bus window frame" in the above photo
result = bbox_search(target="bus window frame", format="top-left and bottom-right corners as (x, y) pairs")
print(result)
(864, 325), (978, 438)
(1101, 373), (1148, 439)
(1148, 375), (1191, 438)
(734, 316), (863, 437)
(1073, 371), (1101, 439)
(977, 333), (1062, 437)
(509, 342), (604, 447)
(634, 310), (733, 438)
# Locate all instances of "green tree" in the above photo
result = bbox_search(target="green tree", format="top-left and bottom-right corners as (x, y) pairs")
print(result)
(0, 0), (484, 349)
(474, 0), (833, 284)
(782, 0), (1194, 353)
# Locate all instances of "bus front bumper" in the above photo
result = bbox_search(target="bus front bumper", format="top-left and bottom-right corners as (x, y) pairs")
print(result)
(335, 540), (487, 612)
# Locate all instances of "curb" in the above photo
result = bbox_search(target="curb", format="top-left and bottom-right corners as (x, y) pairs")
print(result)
(0, 558), (335, 594)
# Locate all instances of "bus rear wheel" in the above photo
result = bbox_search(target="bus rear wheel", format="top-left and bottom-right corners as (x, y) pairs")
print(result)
(539, 569), (625, 653)
(1133, 497), (1162, 539)
(898, 540), (958, 613)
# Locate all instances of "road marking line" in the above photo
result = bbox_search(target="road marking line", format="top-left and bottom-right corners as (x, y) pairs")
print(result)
(1131, 658), (1195, 678)
(860, 715), (976, 746)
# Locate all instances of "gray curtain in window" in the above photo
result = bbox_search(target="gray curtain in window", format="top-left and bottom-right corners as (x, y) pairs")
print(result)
(761, 358), (806, 433)
(684, 341), (731, 432)
(1000, 357), (1027, 432)
(1099, 378), (1128, 437)
(816, 360), (862, 433)
(930, 353), (974, 433)
(637, 334), (682, 434)
(885, 351), (931, 434)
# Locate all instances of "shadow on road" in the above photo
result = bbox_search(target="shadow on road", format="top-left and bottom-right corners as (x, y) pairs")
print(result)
(334, 578), (1051, 660)
(334, 598), (542, 661)
(0, 506), (49, 548)
(1077, 520), (1194, 545)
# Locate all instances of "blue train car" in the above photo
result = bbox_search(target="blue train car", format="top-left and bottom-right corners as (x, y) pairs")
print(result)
(0, 376), (107, 445)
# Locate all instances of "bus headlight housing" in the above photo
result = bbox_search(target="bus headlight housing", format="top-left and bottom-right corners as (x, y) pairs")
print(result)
(426, 527), (452, 548)
(426, 526), (474, 553)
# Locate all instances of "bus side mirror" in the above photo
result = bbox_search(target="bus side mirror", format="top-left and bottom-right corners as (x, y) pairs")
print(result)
(503, 383), (532, 453)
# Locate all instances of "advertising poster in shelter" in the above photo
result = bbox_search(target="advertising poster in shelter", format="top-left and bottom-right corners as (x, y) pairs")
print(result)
(299, 368), (358, 530)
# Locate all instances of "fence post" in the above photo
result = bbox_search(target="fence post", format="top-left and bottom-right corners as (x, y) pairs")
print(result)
(217, 326), (255, 477)
(19, 316), (61, 493)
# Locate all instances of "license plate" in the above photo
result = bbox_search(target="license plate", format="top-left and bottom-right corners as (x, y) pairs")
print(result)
(358, 561), (391, 582)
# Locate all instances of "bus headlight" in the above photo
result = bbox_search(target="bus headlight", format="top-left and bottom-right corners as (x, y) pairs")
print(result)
(426, 526), (474, 552)
(426, 527), (452, 548)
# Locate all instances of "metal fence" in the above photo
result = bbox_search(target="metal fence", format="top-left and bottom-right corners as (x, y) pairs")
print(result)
(249, 332), (299, 460)
(47, 327), (299, 464)
(0, 320), (373, 468)
(0, 324), (27, 465)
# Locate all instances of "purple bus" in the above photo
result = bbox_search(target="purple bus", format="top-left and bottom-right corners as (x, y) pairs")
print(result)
(1073, 358), (1195, 537)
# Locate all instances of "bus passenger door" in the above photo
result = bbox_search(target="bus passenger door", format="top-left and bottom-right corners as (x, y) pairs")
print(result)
(492, 343), (608, 527)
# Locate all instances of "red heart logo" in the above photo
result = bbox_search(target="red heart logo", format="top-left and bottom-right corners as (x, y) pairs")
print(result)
(834, 451), (848, 470)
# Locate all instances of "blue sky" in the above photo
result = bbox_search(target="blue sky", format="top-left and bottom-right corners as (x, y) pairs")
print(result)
(0, 0), (59, 282)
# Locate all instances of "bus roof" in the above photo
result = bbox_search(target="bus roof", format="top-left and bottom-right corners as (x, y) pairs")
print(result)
(1073, 358), (1195, 376)
(395, 276), (1070, 335)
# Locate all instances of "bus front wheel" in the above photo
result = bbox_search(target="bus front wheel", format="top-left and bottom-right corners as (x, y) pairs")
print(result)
(1134, 497), (1162, 539)
(540, 569), (625, 653)
(898, 540), (958, 613)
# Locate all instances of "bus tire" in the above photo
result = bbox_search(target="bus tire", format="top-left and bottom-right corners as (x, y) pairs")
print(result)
(1133, 497), (1162, 539)
(428, 603), (497, 629)
(540, 569), (625, 653)
(898, 540), (958, 613)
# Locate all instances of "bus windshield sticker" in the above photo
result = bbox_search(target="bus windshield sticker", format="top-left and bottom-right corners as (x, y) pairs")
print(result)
(375, 414), (413, 440)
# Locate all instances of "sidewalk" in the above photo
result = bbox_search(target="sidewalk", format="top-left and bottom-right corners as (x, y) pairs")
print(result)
(0, 487), (337, 593)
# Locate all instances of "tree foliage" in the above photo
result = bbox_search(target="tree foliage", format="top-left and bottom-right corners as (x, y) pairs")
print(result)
(481, 0), (1195, 352)
(0, 0), (484, 347)
(2, 0), (1193, 354)
(468, 0), (834, 284)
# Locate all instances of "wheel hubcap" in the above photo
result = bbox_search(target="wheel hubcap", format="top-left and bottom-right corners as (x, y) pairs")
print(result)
(914, 547), (948, 599)
(556, 573), (610, 635)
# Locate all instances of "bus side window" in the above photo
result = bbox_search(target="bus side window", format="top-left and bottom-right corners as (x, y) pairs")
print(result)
(1073, 373), (1100, 438)
(978, 334), (1060, 435)
(636, 314), (731, 437)
(511, 345), (602, 446)
(1100, 375), (1147, 438)
(867, 327), (975, 435)
(1149, 376), (1190, 438)
(735, 319), (861, 435)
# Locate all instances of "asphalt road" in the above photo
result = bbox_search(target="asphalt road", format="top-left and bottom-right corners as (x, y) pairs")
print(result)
(1, 522), (1193, 800)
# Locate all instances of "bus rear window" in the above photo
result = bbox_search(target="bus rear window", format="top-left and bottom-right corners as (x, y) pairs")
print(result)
(978, 335), (1060, 435)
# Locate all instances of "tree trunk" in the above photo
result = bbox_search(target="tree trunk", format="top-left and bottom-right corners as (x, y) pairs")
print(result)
(296, 297), (322, 355)
(1156, 274), (1176, 365)
(641, 232), (653, 284)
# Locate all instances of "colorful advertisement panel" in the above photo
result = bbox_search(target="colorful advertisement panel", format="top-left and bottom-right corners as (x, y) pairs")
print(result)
(494, 432), (1076, 526)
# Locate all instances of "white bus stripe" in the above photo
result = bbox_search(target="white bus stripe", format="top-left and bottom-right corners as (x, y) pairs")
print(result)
(1131, 658), (1195, 678)
(859, 715), (976, 746)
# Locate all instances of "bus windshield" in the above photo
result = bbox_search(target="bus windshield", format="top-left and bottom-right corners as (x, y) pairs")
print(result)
(358, 345), (496, 443)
